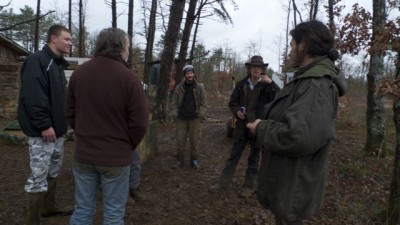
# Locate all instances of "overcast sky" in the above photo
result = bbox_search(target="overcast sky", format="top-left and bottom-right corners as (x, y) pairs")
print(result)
(8, 0), (374, 72)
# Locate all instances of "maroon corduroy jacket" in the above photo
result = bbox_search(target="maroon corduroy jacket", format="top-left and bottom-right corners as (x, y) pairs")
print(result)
(65, 55), (148, 166)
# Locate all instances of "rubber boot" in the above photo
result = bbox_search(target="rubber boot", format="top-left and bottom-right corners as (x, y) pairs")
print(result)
(25, 192), (44, 225)
(40, 178), (73, 217)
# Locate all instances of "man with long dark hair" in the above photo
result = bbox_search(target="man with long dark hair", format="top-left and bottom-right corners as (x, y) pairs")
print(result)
(247, 20), (347, 224)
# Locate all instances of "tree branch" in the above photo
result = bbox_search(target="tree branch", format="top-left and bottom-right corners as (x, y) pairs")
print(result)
(0, 10), (55, 31)
(0, 0), (11, 12)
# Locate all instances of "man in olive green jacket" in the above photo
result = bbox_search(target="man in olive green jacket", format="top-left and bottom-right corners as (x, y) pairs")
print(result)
(171, 65), (207, 169)
(247, 20), (346, 225)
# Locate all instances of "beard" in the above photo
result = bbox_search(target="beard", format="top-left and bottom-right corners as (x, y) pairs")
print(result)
(185, 78), (194, 84)
(289, 48), (307, 68)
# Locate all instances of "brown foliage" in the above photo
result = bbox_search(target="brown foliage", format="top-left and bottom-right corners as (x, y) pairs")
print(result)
(377, 77), (400, 98)
(213, 71), (233, 94)
(338, 4), (372, 55)
(337, 2), (400, 56)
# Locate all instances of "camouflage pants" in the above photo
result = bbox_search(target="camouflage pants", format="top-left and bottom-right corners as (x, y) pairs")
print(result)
(24, 137), (64, 193)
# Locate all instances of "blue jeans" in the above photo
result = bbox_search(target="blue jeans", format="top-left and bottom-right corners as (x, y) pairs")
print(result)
(70, 161), (130, 225)
(129, 149), (141, 189)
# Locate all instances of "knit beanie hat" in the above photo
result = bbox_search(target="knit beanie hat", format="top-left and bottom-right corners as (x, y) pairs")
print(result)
(182, 65), (194, 75)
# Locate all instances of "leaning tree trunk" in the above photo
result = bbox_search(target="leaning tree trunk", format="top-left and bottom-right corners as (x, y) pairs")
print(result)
(153, 0), (186, 123)
(143, 0), (157, 84)
(175, 0), (198, 85)
(365, 0), (386, 157)
(189, 6), (202, 64)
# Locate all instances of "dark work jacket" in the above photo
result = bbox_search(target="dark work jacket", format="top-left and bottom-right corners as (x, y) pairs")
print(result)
(256, 56), (347, 221)
(228, 76), (280, 139)
(17, 45), (69, 137)
(171, 79), (208, 120)
(65, 55), (149, 166)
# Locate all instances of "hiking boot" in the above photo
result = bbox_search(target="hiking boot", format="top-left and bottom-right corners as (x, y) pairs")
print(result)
(239, 186), (255, 198)
(208, 183), (228, 193)
(129, 186), (146, 202)
(191, 160), (200, 169)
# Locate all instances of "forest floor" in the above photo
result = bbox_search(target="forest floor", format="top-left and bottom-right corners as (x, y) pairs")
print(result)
(0, 94), (395, 225)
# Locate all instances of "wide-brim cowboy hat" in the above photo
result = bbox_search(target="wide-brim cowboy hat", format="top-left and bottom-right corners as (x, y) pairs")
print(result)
(245, 55), (269, 67)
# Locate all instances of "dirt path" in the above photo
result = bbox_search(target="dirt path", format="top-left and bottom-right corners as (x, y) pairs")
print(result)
(0, 95), (392, 225)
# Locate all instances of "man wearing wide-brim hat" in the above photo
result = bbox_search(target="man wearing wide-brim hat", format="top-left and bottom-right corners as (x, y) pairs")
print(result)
(209, 55), (280, 197)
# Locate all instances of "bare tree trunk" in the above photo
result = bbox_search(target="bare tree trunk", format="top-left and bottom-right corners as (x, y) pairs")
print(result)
(312, 0), (319, 20)
(189, 15), (200, 62)
(309, 0), (314, 20)
(78, 0), (84, 57)
(127, 0), (134, 68)
(365, 0), (386, 156)
(34, 0), (40, 52)
(386, 97), (400, 223)
(68, 0), (72, 56)
(112, 0), (117, 28)
(384, 51), (400, 225)
(176, 0), (198, 85)
(143, 0), (157, 84)
(328, 0), (335, 35)
(292, 0), (297, 26)
(154, 0), (186, 123)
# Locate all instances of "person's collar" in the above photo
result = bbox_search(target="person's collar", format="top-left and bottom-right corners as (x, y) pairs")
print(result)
(247, 76), (261, 85)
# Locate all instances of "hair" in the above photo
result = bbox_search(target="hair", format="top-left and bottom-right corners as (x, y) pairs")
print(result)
(46, 25), (70, 43)
(93, 28), (128, 58)
(289, 20), (339, 61)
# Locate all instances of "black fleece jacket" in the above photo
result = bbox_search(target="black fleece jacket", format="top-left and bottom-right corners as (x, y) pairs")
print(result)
(17, 45), (69, 137)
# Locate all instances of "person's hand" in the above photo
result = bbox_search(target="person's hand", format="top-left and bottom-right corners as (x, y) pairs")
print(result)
(237, 110), (246, 120)
(261, 75), (273, 84)
(247, 119), (262, 134)
(42, 127), (56, 142)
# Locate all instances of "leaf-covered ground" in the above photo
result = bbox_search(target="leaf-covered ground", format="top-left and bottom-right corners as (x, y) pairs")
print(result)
(0, 95), (393, 225)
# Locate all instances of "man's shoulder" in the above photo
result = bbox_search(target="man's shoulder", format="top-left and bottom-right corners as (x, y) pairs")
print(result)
(22, 50), (49, 69)
(196, 82), (205, 88)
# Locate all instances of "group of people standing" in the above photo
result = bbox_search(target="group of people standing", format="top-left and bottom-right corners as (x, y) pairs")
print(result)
(17, 19), (346, 225)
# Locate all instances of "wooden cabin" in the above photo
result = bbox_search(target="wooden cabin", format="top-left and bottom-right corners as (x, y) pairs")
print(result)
(0, 33), (30, 119)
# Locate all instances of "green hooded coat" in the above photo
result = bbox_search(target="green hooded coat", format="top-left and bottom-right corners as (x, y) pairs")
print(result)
(256, 56), (346, 221)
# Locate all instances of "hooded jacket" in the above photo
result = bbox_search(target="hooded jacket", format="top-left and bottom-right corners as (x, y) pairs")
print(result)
(256, 56), (346, 221)
(17, 45), (69, 137)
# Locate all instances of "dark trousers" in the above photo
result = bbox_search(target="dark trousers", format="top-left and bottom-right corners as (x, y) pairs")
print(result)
(175, 118), (202, 162)
(219, 133), (260, 188)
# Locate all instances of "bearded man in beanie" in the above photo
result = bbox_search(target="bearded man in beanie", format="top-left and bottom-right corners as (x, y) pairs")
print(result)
(209, 55), (280, 197)
(171, 65), (208, 169)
